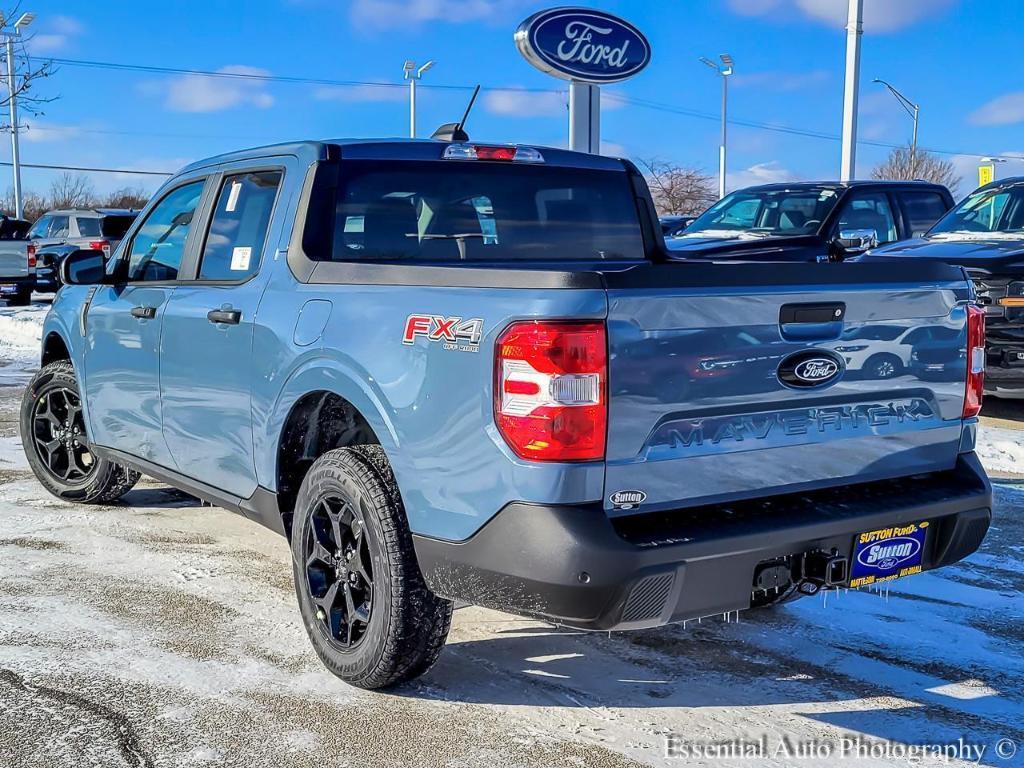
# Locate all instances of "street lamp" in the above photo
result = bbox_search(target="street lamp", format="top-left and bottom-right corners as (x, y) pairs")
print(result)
(873, 78), (920, 175)
(403, 59), (434, 139)
(1, 11), (34, 219)
(700, 53), (733, 200)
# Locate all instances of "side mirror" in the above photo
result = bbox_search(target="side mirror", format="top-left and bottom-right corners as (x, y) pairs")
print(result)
(60, 249), (107, 286)
(835, 228), (878, 255)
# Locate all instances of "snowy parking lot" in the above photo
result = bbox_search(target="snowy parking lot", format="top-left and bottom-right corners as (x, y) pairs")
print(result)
(1, 299), (1023, 768)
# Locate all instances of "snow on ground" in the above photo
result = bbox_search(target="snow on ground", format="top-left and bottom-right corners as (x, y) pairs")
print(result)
(976, 425), (1024, 475)
(0, 300), (46, 386)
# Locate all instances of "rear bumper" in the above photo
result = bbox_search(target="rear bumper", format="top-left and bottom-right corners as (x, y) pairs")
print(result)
(0, 275), (32, 295)
(414, 453), (992, 630)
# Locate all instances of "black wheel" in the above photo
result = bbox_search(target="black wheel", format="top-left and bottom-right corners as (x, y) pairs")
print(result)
(291, 446), (453, 689)
(866, 354), (901, 380)
(20, 361), (140, 503)
(5, 288), (30, 306)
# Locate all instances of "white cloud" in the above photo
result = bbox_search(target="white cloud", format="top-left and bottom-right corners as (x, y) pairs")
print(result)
(28, 15), (84, 53)
(727, 161), (800, 191)
(313, 84), (406, 103)
(732, 69), (830, 92)
(484, 88), (566, 118)
(161, 66), (274, 113)
(601, 141), (627, 157)
(350, 0), (522, 30)
(726, 0), (956, 33)
(970, 92), (1024, 126)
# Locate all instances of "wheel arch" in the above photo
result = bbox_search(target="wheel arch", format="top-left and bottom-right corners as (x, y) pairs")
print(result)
(41, 331), (71, 367)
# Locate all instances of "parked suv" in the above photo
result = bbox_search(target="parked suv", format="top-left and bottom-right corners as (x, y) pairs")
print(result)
(29, 208), (139, 292)
(23, 139), (991, 690)
(0, 215), (33, 305)
(666, 180), (954, 262)
(862, 176), (1024, 396)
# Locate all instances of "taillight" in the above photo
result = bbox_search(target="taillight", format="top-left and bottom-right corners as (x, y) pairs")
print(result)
(26, 244), (35, 268)
(89, 240), (111, 257)
(963, 304), (986, 419)
(494, 320), (607, 462)
(443, 143), (544, 163)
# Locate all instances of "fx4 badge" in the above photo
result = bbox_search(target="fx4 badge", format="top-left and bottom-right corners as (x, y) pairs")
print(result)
(610, 490), (646, 510)
(403, 314), (485, 353)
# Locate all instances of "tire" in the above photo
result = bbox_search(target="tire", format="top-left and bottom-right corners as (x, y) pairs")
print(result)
(20, 361), (140, 504)
(5, 288), (31, 306)
(291, 446), (453, 689)
(866, 354), (901, 380)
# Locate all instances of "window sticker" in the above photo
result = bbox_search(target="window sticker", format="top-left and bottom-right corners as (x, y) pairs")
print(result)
(225, 181), (243, 213)
(230, 246), (252, 271)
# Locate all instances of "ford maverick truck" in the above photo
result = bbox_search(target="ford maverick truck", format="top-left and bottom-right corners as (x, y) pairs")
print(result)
(22, 139), (992, 689)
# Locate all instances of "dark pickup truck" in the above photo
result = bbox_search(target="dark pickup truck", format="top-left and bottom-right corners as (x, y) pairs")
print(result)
(863, 176), (1024, 396)
(666, 180), (954, 263)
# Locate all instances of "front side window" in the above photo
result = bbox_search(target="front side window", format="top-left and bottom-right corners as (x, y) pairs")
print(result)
(48, 216), (70, 239)
(198, 171), (282, 280)
(123, 181), (205, 282)
(928, 184), (1024, 237)
(836, 193), (898, 244)
(319, 160), (644, 262)
(683, 187), (840, 238)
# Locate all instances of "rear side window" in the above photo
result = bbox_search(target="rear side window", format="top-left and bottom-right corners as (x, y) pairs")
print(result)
(899, 191), (949, 236)
(75, 217), (101, 237)
(198, 170), (282, 280)
(48, 216), (70, 238)
(315, 160), (644, 262)
(101, 215), (137, 238)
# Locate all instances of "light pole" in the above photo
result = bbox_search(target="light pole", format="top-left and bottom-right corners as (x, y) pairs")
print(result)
(700, 53), (733, 200)
(840, 0), (863, 182)
(403, 60), (434, 139)
(873, 78), (920, 175)
(1, 11), (33, 219)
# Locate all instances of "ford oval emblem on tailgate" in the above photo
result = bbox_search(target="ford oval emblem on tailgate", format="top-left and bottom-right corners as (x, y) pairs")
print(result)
(778, 351), (843, 388)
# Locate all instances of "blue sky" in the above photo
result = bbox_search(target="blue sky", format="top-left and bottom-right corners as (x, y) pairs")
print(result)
(7, 0), (1024, 199)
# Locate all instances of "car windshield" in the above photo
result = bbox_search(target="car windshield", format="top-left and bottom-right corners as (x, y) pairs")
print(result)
(928, 183), (1024, 239)
(682, 187), (840, 238)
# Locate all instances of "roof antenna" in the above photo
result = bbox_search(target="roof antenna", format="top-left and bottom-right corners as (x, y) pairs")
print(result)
(431, 85), (480, 142)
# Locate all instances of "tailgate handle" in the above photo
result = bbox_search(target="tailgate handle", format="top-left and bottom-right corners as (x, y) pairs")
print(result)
(780, 302), (846, 325)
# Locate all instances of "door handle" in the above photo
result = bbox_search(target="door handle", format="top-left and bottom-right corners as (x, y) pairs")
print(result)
(207, 309), (241, 325)
(130, 305), (157, 319)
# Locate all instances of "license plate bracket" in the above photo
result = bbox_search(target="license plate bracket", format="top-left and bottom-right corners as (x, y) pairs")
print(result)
(849, 521), (928, 589)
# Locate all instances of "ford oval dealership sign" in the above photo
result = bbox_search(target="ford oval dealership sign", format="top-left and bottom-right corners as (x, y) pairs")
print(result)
(515, 7), (651, 84)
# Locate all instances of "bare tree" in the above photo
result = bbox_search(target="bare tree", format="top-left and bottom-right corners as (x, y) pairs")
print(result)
(99, 187), (150, 210)
(0, 6), (57, 121)
(47, 172), (95, 210)
(870, 144), (962, 195)
(636, 158), (716, 216)
(0, 185), (41, 219)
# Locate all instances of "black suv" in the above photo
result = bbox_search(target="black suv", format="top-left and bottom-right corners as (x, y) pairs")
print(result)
(864, 177), (1024, 396)
(666, 180), (954, 262)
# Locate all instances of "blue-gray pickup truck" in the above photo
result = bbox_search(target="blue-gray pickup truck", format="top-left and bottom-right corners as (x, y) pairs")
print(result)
(21, 139), (992, 689)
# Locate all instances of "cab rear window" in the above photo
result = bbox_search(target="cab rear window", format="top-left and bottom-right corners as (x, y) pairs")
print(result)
(310, 160), (645, 263)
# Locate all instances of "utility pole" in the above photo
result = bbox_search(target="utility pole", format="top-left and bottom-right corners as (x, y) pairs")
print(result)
(840, 0), (863, 182)
(403, 60), (434, 139)
(1, 12), (34, 219)
(700, 54), (734, 199)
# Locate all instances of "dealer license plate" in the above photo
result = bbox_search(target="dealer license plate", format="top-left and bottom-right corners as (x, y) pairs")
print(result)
(849, 521), (929, 589)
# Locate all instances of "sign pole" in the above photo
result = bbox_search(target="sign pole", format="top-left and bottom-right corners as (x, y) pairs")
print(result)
(839, 0), (864, 181)
(569, 80), (600, 154)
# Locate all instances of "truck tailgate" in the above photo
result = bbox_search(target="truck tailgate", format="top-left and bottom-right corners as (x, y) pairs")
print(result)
(0, 243), (28, 279)
(603, 262), (973, 514)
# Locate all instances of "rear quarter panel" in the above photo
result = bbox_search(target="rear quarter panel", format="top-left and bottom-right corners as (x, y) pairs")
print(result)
(252, 271), (608, 542)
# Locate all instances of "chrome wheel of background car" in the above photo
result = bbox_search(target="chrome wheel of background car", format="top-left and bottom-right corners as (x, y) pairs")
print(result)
(873, 359), (897, 379)
(304, 495), (374, 650)
(31, 387), (95, 482)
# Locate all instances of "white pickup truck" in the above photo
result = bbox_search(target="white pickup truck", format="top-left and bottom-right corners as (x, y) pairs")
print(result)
(0, 215), (33, 305)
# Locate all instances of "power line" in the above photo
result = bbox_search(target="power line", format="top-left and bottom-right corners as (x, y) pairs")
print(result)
(0, 160), (172, 176)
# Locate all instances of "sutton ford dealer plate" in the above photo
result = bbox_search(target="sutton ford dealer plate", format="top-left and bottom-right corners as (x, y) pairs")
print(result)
(849, 521), (929, 589)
